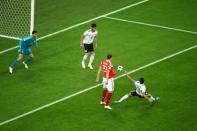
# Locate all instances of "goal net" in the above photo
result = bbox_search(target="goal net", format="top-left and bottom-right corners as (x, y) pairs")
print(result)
(0, 0), (35, 40)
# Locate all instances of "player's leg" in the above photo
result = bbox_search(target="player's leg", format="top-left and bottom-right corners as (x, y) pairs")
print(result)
(104, 78), (114, 110)
(88, 51), (94, 70)
(100, 78), (107, 105)
(105, 91), (113, 110)
(9, 53), (24, 73)
(100, 88), (107, 105)
(87, 44), (94, 69)
(23, 52), (34, 69)
(82, 52), (89, 69)
(82, 44), (89, 69)
(115, 92), (132, 104)
(144, 93), (159, 103)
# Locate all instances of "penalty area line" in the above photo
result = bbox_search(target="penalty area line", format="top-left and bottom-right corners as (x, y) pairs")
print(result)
(0, 44), (196, 126)
(104, 16), (197, 35)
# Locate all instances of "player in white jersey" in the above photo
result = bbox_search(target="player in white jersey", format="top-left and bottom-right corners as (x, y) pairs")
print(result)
(115, 71), (159, 103)
(80, 23), (98, 70)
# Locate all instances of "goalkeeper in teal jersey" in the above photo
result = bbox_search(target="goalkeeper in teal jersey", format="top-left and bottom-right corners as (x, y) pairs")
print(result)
(9, 31), (38, 74)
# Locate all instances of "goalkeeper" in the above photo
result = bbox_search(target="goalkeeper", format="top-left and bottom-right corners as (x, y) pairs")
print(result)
(115, 71), (159, 104)
(9, 31), (38, 74)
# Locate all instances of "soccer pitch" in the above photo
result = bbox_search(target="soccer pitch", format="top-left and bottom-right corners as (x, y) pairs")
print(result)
(0, 0), (197, 130)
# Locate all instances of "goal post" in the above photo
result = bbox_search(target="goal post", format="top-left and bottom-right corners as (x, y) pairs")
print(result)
(0, 0), (35, 40)
(30, 0), (35, 35)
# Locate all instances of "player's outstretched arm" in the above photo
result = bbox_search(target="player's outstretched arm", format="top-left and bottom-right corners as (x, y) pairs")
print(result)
(34, 40), (38, 48)
(94, 36), (98, 48)
(96, 66), (102, 82)
(80, 35), (84, 48)
(124, 71), (133, 81)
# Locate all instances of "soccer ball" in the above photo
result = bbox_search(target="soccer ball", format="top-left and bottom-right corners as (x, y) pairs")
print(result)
(117, 65), (123, 71)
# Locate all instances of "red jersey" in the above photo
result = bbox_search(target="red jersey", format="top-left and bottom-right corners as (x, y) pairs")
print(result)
(100, 60), (116, 78)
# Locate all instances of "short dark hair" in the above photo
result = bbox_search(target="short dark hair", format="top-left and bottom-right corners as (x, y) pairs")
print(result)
(91, 23), (97, 28)
(32, 30), (37, 34)
(107, 54), (112, 59)
(139, 78), (144, 84)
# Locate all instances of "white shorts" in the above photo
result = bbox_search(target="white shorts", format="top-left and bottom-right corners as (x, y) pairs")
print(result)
(102, 78), (114, 92)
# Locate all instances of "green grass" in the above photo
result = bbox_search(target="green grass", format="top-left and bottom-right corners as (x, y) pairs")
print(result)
(111, 0), (197, 31)
(0, 0), (197, 131)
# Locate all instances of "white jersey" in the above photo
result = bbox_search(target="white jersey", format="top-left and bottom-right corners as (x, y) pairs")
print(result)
(132, 80), (146, 96)
(82, 29), (98, 44)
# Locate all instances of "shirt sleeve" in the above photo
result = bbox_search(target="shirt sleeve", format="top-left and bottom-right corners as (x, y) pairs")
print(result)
(19, 40), (23, 49)
(95, 31), (98, 36)
(131, 80), (136, 84)
(83, 30), (88, 36)
(23, 36), (31, 42)
(33, 39), (38, 47)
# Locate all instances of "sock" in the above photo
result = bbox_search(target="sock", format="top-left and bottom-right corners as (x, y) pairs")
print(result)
(148, 96), (155, 102)
(101, 90), (107, 102)
(10, 58), (20, 69)
(118, 94), (129, 103)
(151, 96), (155, 101)
(106, 92), (113, 106)
(24, 57), (32, 64)
(88, 53), (94, 65)
(82, 54), (88, 62)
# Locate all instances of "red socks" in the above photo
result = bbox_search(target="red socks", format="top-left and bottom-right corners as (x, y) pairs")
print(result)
(106, 92), (112, 106)
(101, 89), (107, 102)
(101, 90), (113, 106)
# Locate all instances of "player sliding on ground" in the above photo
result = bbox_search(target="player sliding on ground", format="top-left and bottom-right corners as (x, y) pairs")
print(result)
(96, 54), (115, 110)
(80, 23), (98, 70)
(9, 31), (38, 74)
(115, 71), (159, 104)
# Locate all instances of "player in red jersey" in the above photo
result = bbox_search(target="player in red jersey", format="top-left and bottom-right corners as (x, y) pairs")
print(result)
(96, 54), (115, 110)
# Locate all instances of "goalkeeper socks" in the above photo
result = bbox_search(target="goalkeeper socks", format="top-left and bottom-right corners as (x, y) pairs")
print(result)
(24, 57), (32, 64)
(88, 53), (94, 65)
(101, 89), (107, 102)
(82, 54), (88, 62)
(106, 92), (112, 106)
(119, 94), (129, 102)
(11, 58), (20, 69)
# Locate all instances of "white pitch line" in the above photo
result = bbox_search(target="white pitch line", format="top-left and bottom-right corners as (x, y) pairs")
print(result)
(115, 44), (197, 80)
(0, 44), (196, 126)
(0, 35), (20, 40)
(0, 0), (149, 55)
(0, 46), (19, 55)
(104, 16), (197, 35)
